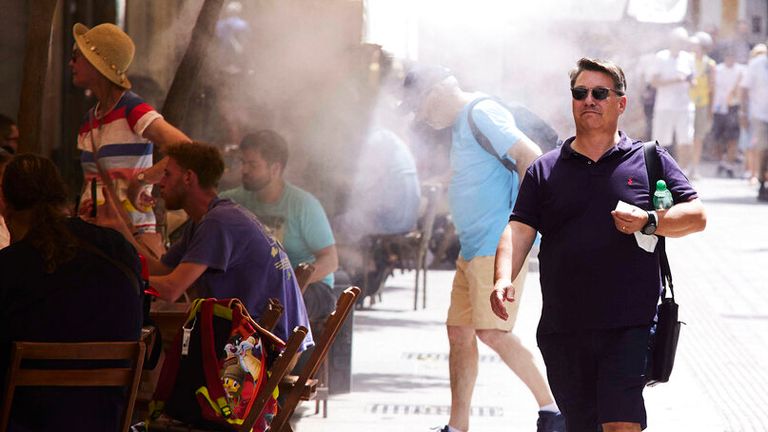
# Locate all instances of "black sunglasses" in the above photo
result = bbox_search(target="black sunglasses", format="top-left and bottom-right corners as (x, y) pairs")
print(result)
(571, 86), (624, 101)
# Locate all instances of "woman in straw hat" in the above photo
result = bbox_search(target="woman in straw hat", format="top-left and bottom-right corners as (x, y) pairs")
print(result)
(70, 22), (190, 255)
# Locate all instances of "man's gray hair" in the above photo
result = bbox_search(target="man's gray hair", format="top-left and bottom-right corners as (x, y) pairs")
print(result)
(569, 58), (626, 94)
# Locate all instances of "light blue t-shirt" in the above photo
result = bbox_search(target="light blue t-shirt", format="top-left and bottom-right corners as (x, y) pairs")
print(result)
(221, 183), (336, 287)
(335, 128), (421, 241)
(449, 96), (524, 260)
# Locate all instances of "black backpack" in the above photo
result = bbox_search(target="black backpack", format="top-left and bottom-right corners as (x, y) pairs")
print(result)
(467, 97), (560, 173)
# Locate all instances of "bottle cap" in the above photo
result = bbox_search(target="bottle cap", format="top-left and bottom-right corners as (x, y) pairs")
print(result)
(656, 180), (668, 191)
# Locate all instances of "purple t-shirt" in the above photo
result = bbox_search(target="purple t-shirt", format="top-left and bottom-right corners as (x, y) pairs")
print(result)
(162, 197), (313, 351)
(511, 133), (698, 334)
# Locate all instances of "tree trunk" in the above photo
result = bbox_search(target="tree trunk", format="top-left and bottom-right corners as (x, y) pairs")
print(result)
(17, 0), (60, 154)
(161, 0), (226, 127)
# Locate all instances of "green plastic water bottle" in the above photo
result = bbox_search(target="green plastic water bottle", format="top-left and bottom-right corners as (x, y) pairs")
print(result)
(653, 180), (674, 210)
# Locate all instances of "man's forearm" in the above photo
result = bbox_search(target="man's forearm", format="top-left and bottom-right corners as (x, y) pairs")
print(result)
(656, 199), (707, 238)
(149, 274), (186, 302)
(139, 157), (168, 185)
(494, 224), (514, 285)
(494, 222), (536, 285)
(509, 136), (543, 181)
(308, 246), (339, 284)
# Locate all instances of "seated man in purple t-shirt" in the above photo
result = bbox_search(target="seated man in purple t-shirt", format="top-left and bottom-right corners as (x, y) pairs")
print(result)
(97, 141), (312, 351)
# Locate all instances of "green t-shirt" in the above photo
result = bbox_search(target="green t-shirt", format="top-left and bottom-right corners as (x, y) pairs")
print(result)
(221, 183), (336, 287)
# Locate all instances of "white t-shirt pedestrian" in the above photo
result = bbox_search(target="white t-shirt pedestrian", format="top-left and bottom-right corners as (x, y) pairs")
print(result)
(652, 49), (695, 112)
(741, 54), (768, 122)
(712, 62), (746, 114)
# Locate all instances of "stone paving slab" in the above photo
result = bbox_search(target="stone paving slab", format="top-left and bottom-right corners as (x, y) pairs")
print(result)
(292, 175), (767, 432)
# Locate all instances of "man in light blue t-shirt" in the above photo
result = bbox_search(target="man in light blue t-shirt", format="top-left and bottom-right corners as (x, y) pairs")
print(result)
(401, 66), (563, 432)
(221, 130), (338, 323)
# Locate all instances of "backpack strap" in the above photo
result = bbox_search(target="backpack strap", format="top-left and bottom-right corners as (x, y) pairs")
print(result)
(467, 97), (519, 174)
(642, 141), (674, 300)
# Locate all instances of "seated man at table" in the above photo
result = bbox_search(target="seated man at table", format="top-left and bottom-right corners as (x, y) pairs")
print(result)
(221, 130), (338, 324)
(0, 154), (143, 431)
(96, 141), (313, 351)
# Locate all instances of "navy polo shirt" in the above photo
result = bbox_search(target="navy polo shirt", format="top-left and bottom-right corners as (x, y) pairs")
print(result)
(511, 132), (698, 335)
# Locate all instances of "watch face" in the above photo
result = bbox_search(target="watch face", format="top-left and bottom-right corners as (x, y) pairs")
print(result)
(641, 211), (657, 235)
(642, 222), (657, 235)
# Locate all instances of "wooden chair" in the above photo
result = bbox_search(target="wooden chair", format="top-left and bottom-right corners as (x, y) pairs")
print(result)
(270, 286), (361, 432)
(0, 341), (146, 432)
(360, 184), (441, 310)
(148, 302), (192, 352)
(132, 302), (191, 416)
(294, 263), (315, 294)
(147, 325), (309, 432)
(258, 297), (284, 331)
(412, 184), (441, 310)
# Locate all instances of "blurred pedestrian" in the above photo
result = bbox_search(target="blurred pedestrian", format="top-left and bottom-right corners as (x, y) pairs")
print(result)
(727, 20), (753, 64)
(688, 32), (716, 179)
(711, 51), (745, 177)
(740, 40), (768, 201)
(650, 27), (695, 172)
(400, 66), (563, 432)
(492, 57), (707, 432)
(738, 44), (766, 185)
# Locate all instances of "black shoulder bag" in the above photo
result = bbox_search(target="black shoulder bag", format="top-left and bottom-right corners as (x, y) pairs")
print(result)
(643, 141), (683, 386)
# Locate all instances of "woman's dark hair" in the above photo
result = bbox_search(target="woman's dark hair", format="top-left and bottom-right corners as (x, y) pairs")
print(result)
(2, 154), (76, 272)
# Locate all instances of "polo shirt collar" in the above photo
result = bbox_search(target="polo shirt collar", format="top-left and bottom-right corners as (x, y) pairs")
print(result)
(559, 131), (632, 161)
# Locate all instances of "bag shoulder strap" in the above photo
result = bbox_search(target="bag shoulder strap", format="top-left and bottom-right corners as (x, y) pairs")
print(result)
(642, 141), (674, 300)
(467, 97), (518, 174)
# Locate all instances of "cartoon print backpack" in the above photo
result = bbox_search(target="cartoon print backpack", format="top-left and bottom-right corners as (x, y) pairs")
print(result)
(148, 298), (285, 431)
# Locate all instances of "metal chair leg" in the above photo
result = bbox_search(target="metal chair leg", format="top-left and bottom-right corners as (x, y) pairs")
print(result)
(413, 266), (420, 311)
(421, 254), (428, 309)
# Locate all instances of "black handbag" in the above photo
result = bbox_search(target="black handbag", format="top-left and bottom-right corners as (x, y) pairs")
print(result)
(646, 236), (682, 385)
(643, 141), (684, 386)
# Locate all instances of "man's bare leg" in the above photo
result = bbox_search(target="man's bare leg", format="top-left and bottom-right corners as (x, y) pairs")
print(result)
(447, 325), (479, 431)
(476, 329), (554, 407)
(603, 422), (642, 432)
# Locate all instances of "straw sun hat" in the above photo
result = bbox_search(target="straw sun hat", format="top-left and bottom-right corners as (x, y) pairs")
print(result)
(73, 22), (135, 89)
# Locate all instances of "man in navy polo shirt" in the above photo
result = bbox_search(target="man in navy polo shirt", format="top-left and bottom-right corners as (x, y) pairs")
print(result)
(491, 58), (707, 432)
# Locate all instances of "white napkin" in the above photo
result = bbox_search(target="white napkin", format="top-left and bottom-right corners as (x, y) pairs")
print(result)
(615, 200), (658, 253)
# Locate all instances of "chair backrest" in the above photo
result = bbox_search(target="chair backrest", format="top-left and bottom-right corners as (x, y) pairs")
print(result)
(0, 341), (146, 432)
(268, 286), (361, 432)
(258, 298), (284, 331)
(238, 325), (308, 432)
(294, 262), (316, 294)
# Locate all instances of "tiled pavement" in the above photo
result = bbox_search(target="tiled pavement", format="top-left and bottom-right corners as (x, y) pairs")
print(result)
(293, 174), (768, 432)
